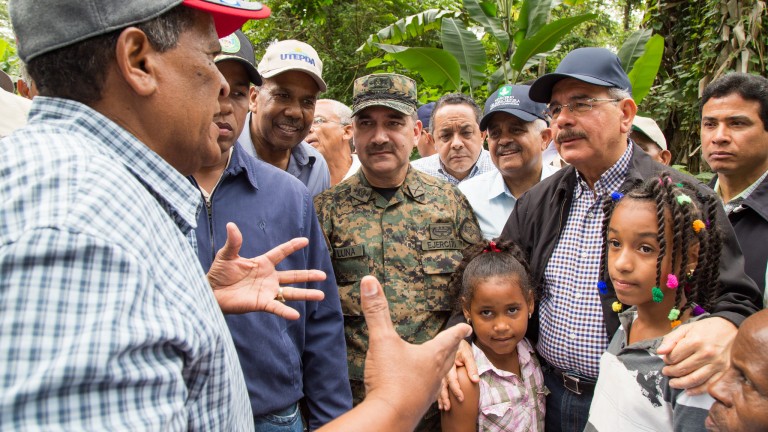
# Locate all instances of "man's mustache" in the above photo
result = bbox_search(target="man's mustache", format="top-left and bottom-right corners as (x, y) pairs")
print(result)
(556, 130), (587, 144)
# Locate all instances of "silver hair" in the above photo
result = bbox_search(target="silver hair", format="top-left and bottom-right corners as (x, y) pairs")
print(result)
(608, 87), (632, 101)
(318, 99), (352, 125)
(529, 118), (548, 134)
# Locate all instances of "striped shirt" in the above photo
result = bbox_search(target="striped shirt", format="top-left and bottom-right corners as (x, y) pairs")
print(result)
(475, 339), (547, 432)
(538, 144), (633, 378)
(0, 97), (252, 430)
(411, 149), (496, 185)
(585, 308), (714, 432)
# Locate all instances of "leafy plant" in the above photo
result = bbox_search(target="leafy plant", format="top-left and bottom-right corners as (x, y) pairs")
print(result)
(360, 0), (596, 97)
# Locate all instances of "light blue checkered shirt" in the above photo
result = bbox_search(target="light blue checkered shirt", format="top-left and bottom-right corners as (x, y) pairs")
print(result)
(538, 144), (633, 378)
(411, 149), (496, 185)
(0, 97), (252, 430)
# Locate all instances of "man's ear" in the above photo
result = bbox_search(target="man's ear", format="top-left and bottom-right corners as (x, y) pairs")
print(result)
(618, 98), (638, 134)
(342, 124), (353, 142)
(539, 127), (553, 151)
(660, 149), (672, 165)
(248, 85), (260, 113)
(114, 27), (158, 97)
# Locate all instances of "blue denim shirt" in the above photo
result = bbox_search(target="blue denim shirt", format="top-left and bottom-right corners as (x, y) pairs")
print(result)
(191, 142), (351, 429)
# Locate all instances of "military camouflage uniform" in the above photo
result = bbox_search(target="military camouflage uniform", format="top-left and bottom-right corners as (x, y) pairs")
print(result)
(314, 167), (482, 430)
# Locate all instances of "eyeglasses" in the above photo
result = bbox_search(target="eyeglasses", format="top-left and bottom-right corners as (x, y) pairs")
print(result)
(312, 117), (345, 126)
(545, 98), (620, 119)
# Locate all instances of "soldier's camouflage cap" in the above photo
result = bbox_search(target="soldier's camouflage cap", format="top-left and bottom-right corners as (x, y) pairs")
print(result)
(351, 73), (418, 116)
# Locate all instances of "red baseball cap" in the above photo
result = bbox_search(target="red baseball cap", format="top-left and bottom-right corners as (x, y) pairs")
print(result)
(183, 0), (271, 37)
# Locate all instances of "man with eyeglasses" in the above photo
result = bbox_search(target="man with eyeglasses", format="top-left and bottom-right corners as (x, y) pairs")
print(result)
(442, 47), (761, 432)
(305, 99), (360, 185)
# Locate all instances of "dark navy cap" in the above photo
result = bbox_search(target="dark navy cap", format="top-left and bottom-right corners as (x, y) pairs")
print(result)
(479, 84), (548, 131)
(417, 102), (435, 128)
(529, 47), (632, 103)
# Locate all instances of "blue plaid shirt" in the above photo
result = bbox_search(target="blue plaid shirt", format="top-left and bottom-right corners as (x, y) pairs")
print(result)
(411, 149), (496, 185)
(0, 97), (252, 430)
(538, 144), (633, 378)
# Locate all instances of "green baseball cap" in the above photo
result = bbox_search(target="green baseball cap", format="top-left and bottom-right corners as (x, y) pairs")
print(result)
(351, 73), (418, 116)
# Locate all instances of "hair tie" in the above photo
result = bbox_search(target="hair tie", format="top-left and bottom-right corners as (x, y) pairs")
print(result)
(676, 182), (684, 188)
(692, 305), (706, 316)
(670, 320), (682, 329)
(668, 308), (681, 320)
(705, 219), (712, 229)
(610, 191), (624, 201)
(676, 194), (692, 205)
(652, 286), (664, 303)
(482, 241), (502, 253)
(692, 219), (706, 233)
(612, 301), (623, 312)
(666, 274), (679, 290)
(597, 280), (608, 295)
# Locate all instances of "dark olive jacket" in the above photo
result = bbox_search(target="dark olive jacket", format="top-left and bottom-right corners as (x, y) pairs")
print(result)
(709, 174), (768, 294)
(501, 143), (762, 342)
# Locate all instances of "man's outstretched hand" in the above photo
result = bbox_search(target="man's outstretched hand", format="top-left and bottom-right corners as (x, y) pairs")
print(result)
(207, 222), (326, 318)
(318, 276), (472, 432)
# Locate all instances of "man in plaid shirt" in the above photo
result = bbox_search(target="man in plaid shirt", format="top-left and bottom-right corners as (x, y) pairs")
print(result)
(444, 48), (761, 432)
(0, 1), (327, 429)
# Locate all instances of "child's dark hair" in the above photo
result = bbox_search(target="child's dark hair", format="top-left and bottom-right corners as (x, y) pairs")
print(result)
(598, 174), (722, 321)
(450, 239), (536, 312)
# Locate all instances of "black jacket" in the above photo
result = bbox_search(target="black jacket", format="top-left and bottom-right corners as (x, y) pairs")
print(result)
(501, 143), (762, 342)
(709, 174), (768, 293)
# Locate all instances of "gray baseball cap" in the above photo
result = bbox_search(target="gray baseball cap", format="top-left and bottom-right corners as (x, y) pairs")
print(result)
(632, 115), (668, 150)
(216, 30), (261, 85)
(11, 0), (271, 63)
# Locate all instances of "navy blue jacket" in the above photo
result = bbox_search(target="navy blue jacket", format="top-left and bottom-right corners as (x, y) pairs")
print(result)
(191, 142), (351, 429)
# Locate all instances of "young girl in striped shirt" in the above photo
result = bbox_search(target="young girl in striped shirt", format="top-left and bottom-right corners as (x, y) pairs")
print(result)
(441, 240), (546, 432)
(586, 175), (720, 431)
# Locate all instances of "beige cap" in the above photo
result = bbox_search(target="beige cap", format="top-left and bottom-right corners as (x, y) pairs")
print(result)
(257, 40), (326, 92)
(632, 115), (667, 151)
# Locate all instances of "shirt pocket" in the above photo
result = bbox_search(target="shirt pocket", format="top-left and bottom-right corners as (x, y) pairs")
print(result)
(480, 401), (533, 431)
(333, 250), (370, 316)
(421, 249), (463, 311)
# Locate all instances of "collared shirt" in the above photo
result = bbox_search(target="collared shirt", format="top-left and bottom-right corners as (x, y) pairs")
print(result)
(715, 169), (768, 214)
(343, 154), (361, 181)
(459, 164), (560, 239)
(191, 142), (351, 429)
(0, 97), (252, 430)
(475, 338), (546, 432)
(239, 112), (331, 197)
(586, 308), (714, 432)
(411, 149), (495, 185)
(538, 144), (633, 378)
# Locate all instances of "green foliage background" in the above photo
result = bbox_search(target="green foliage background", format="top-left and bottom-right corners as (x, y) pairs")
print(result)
(0, 0), (764, 175)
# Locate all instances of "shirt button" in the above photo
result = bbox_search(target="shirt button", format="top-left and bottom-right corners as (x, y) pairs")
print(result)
(574, 293), (582, 299)
(569, 333), (577, 340)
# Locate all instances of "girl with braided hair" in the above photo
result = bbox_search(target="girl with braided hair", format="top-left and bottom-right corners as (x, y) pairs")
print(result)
(441, 239), (546, 432)
(585, 174), (722, 432)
